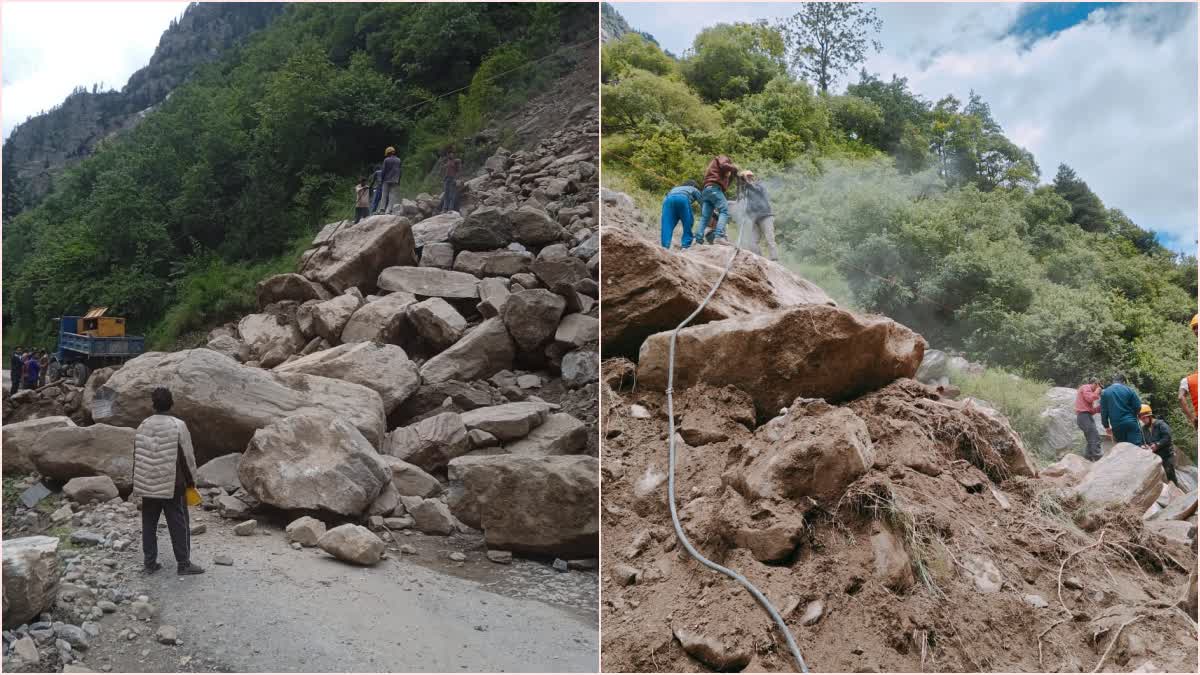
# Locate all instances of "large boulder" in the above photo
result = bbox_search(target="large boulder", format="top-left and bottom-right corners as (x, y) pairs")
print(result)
(377, 267), (479, 299)
(311, 293), (363, 344)
(274, 342), (419, 415)
(1041, 453), (1094, 488)
(419, 319), (515, 384)
(914, 349), (949, 384)
(317, 524), (385, 566)
(91, 349), (386, 461)
(2, 536), (61, 629)
(448, 206), (512, 251)
(460, 402), (553, 441)
(504, 413), (587, 456)
(447, 455), (598, 557)
(382, 456), (443, 498)
(256, 273), (332, 309)
(453, 250), (533, 278)
(2, 416), (76, 473)
(1039, 387), (1105, 458)
(207, 335), (251, 363)
(509, 205), (566, 246)
(638, 305), (925, 415)
(411, 212), (462, 248)
(1073, 443), (1164, 514)
(501, 290), (566, 352)
(340, 292), (417, 344)
(386, 412), (470, 473)
(195, 454), (243, 492)
(63, 476), (120, 504)
(408, 298), (468, 352)
(601, 225), (836, 357)
(238, 313), (305, 359)
(729, 399), (874, 507)
(31, 424), (136, 492)
(299, 214), (416, 293)
(239, 414), (390, 516)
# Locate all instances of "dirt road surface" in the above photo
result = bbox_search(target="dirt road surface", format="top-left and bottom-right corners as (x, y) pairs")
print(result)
(76, 508), (598, 672)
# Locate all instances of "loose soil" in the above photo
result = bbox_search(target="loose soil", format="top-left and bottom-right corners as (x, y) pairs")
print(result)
(600, 364), (1198, 673)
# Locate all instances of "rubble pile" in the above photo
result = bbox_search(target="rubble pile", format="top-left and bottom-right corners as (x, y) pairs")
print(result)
(598, 209), (1197, 673)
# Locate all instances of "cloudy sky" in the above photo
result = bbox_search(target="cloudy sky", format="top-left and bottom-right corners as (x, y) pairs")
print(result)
(1, 1), (189, 140)
(614, 2), (1198, 253)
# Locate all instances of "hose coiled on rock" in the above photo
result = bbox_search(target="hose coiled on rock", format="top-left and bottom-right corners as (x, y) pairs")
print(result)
(664, 198), (810, 673)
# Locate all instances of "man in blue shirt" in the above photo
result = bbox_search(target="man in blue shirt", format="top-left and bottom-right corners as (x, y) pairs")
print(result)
(660, 180), (702, 250)
(1100, 373), (1143, 445)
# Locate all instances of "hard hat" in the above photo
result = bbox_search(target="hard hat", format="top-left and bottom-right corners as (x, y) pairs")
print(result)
(1139, 404), (1152, 415)
(740, 170), (755, 179)
(1191, 314), (1198, 329)
(385, 146), (396, 156)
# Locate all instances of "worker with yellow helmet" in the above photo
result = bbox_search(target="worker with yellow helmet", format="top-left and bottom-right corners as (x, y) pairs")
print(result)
(1138, 404), (1180, 488)
(376, 145), (402, 214)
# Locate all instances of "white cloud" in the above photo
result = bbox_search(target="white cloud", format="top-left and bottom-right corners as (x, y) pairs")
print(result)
(612, 2), (1198, 252)
(1, 1), (189, 140)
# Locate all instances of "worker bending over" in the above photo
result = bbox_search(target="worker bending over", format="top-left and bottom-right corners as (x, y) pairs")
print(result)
(1138, 405), (1180, 488)
(660, 180), (702, 249)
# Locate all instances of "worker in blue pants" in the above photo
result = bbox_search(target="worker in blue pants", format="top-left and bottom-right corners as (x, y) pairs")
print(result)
(1100, 373), (1144, 445)
(660, 180), (702, 249)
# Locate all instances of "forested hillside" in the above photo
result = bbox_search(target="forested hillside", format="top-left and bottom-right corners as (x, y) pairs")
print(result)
(3, 2), (595, 350)
(600, 3), (1197, 455)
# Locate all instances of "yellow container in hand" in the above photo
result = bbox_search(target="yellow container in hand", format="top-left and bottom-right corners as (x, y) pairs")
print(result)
(184, 486), (202, 507)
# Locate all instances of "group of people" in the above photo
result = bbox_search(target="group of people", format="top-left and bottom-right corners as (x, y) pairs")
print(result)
(659, 154), (779, 261)
(1073, 314), (1199, 488)
(352, 146), (463, 223)
(9, 348), (48, 394)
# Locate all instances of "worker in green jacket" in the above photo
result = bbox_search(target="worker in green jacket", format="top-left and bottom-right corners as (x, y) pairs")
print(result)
(1100, 373), (1143, 445)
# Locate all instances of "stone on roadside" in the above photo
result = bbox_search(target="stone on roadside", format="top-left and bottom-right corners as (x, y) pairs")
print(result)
(285, 516), (327, 547)
(318, 524), (386, 565)
(2, 536), (61, 629)
(233, 520), (256, 536)
(1073, 443), (1164, 514)
(486, 550), (513, 565)
(155, 625), (178, 645)
(63, 476), (121, 505)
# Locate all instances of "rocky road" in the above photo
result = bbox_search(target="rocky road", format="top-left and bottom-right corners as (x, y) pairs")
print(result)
(32, 505), (597, 674)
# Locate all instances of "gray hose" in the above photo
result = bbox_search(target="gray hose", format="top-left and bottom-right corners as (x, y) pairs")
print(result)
(665, 204), (810, 672)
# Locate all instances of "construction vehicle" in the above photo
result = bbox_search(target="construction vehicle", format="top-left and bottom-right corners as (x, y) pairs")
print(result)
(52, 307), (145, 385)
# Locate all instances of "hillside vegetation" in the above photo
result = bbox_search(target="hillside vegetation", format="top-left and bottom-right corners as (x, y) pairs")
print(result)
(600, 4), (1197, 458)
(3, 2), (594, 350)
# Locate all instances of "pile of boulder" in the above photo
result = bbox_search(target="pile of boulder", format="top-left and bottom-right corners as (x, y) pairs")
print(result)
(3, 124), (599, 579)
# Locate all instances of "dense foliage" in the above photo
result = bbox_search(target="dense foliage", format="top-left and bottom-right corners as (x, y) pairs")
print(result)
(601, 12), (1197, 458)
(3, 2), (594, 350)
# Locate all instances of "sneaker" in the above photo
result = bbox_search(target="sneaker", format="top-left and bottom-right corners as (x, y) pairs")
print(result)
(712, 236), (732, 247)
(177, 562), (206, 575)
(143, 561), (162, 574)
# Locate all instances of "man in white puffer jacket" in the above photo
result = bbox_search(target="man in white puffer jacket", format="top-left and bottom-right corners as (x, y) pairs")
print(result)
(133, 387), (204, 575)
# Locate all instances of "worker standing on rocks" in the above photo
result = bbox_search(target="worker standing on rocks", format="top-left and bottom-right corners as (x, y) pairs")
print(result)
(1074, 377), (1103, 460)
(353, 177), (371, 223)
(660, 180), (702, 250)
(438, 147), (462, 214)
(1139, 405), (1180, 488)
(697, 155), (740, 246)
(133, 387), (204, 576)
(1179, 315), (1197, 429)
(376, 146), (402, 214)
(368, 163), (384, 214)
(10, 347), (23, 394)
(21, 352), (39, 391)
(1100, 373), (1144, 445)
(737, 170), (778, 261)
(37, 351), (48, 387)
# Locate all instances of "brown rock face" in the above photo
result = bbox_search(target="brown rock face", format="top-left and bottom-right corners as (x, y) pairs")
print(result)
(92, 349), (386, 462)
(871, 527), (915, 591)
(638, 305), (926, 416)
(729, 399), (874, 507)
(299, 215), (416, 293)
(600, 225), (835, 357)
(447, 455), (598, 557)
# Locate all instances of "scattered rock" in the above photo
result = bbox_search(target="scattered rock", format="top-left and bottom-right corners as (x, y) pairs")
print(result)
(155, 625), (178, 645)
(486, 550), (513, 565)
(1074, 443), (1164, 514)
(448, 552), (467, 562)
(233, 520), (257, 536)
(672, 627), (752, 672)
(317, 524), (386, 566)
(285, 516), (327, 547)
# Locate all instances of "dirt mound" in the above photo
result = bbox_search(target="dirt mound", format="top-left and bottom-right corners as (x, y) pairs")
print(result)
(600, 361), (1198, 673)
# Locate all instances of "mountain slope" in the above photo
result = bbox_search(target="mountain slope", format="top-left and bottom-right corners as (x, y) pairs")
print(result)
(2, 3), (285, 212)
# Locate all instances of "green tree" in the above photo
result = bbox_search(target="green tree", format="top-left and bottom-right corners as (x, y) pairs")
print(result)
(779, 2), (882, 93)
(602, 32), (675, 82)
(601, 69), (718, 133)
(682, 22), (787, 102)
(1052, 164), (1109, 232)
